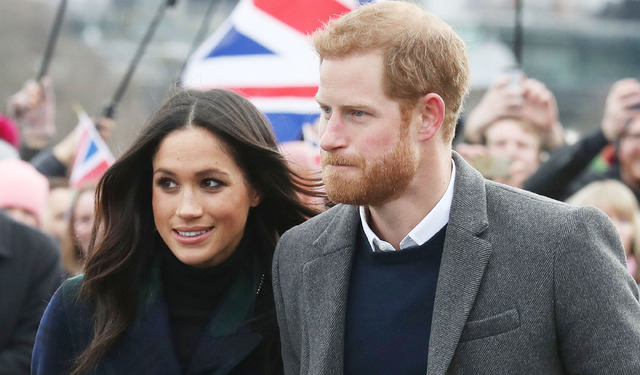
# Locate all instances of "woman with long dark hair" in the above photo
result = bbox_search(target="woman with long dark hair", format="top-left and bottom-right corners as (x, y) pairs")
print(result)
(32, 88), (319, 375)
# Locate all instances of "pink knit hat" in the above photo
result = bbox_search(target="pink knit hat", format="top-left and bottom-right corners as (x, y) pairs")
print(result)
(0, 159), (49, 225)
(0, 115), (20, 149)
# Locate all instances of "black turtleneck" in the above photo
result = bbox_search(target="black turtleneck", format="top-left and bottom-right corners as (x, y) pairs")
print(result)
(161, 241), (248, 373)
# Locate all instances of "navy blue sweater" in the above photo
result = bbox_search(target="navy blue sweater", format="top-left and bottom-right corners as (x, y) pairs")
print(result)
(344, 224), (446, 375)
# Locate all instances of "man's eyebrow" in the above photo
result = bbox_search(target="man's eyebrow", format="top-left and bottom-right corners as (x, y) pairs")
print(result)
(315, 98), (376, 111)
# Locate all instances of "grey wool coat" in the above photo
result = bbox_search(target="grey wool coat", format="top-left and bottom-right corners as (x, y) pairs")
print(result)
(272, 152), (640, 375)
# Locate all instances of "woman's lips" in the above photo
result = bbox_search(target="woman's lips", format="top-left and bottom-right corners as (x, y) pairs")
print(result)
(172, 227), (213, 244)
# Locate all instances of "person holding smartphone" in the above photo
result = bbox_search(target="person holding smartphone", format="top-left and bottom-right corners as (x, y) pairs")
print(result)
(523, 78), (640, 202)
(457, 74), (561, 188)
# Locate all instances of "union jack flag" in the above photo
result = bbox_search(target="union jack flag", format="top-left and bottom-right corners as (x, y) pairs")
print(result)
(68, 111), (114, 189)
(181, 0), (376, 142)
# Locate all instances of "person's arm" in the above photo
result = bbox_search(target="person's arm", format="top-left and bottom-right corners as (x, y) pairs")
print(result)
(556, 206), (640, 373)
(464, 74), (520, 144)
(601, 78), (640, 142)
(29, 116), (115, 178)
(29, 128), (76, 178)
(525, 78), (640, 200)
(0, 234), (62, 375)
(6, 77), (56, 159)
(523, 129), (608, 200)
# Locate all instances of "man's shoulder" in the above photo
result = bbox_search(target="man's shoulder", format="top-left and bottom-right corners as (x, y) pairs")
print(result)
(485, 180), (572, 213)
(276, 204), (357, 257)
(482, 179), (612, 232)
(0, 212), (60, 262)
(284, 204), (355, 237)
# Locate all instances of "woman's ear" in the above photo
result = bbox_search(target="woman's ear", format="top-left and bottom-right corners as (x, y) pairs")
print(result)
(249, 188), (262, 207)
(416, 93), (446, 142)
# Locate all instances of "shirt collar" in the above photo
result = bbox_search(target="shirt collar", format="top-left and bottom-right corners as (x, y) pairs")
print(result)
(359, 160), (456, 252)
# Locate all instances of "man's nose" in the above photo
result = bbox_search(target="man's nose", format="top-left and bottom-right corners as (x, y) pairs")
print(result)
(319, 116), (348, 151)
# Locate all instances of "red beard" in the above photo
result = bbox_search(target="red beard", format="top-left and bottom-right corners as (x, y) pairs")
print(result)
(322, 132), (418, 206)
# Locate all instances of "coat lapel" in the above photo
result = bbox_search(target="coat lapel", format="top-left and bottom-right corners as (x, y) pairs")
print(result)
(302, 205), (360, 374)
(427, 153), (493, 375)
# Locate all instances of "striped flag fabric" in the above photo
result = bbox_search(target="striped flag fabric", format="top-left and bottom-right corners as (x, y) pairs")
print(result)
(181, 0), (375, 142)
(68, 111), (114, 189)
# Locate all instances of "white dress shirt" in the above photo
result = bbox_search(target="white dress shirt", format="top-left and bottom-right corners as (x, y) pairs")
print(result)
(359, 161), (456, 252)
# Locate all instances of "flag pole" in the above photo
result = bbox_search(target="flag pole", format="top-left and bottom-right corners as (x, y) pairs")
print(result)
(102, 0), (177, 119)
(514, 0), (523, 67)
(37, 0), (68, 81)
(176, 0), (221, 86)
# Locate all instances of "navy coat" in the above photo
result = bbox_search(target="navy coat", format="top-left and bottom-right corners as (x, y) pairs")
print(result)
(32, 259), (282, 375)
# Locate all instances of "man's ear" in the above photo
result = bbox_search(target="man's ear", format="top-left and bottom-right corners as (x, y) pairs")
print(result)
(416, 93), (445, 142)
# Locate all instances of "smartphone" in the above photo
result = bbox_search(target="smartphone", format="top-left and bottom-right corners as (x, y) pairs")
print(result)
(506, 67), (524, 89)
(471, 154), (511, 179)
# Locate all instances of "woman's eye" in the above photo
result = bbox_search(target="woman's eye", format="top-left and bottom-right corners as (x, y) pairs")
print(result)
(202, 179), (221, 188)
(157, 178), (177, 189)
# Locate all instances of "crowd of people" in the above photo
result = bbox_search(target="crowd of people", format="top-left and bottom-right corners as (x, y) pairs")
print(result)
(455, 72), (640, 280)
(2, 1), (640, 374)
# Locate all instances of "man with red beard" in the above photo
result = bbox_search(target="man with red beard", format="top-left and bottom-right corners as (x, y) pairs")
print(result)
(272, 2), (640, 375)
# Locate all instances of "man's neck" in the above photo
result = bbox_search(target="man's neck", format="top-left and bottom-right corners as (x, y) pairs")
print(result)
(366, 153), (452, 249)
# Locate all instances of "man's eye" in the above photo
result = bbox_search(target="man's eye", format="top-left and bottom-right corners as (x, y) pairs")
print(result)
(354, 110), (365, 117)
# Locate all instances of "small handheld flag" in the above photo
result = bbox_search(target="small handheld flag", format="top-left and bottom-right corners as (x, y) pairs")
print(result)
(68, 108), (115, 189)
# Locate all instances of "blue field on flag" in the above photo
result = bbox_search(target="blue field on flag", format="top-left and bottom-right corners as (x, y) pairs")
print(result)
(182, 0), (375, 142)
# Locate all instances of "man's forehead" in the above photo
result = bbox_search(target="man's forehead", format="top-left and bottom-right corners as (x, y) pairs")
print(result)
(315, 92), (374, 109)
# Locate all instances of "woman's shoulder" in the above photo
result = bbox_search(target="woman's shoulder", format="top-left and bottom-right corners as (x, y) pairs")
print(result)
(49, 274), (95, 345)
(33, 276), (93, 374)
(51, 274), (93, 317)
(60, 274), (84, 300)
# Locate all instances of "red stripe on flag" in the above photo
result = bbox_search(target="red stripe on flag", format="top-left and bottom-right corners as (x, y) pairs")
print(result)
(73, 130), (90, 165)
(75, 160), (111, 188)
(220, 86), (319, 98)
(254, 0), (351, 35)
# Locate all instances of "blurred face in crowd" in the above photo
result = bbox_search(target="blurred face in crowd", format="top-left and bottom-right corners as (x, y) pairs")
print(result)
(152, 127), (260, 268)
(317, 52), (419, 206)
(73, 189), (95, 256)
(485, 118), (542, 188)
(618, 118), (640, 191)
(43, 186), (73, 242)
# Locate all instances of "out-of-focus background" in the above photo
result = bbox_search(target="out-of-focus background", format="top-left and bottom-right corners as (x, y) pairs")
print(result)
(1, 0), (640, 154)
